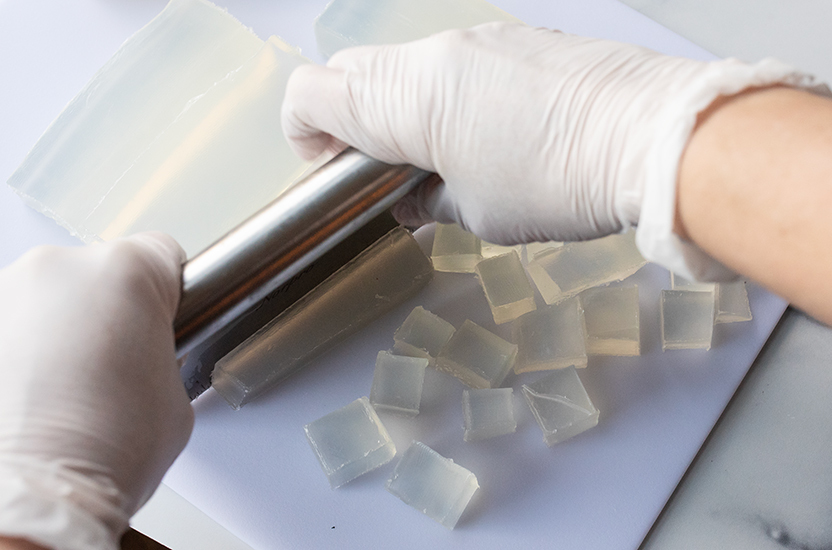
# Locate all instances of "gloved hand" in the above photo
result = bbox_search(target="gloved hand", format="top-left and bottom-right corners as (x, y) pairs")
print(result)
(0, 233), (193, 550)
(282, 22), (817, 279)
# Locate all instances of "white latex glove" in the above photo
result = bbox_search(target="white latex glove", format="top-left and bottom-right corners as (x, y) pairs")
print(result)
(282, 22), (818, 280)
(0, 234), (193, 550)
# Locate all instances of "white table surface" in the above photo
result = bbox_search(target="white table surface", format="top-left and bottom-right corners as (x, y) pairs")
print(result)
(0, 1), (787, 549)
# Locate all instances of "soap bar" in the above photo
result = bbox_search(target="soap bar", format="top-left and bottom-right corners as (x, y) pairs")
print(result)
(481, 241), (524, 260)
(527, 232), (647, 305)
(212, 227), (433, 409)
(431, 223), (482, 273)
(670, 272), (716, 292)
(9, 0), (311, 257)
(512, 299), (588, 373)
(522, 367), (599, 446)
(305, 397), (396, 489)
(475, 251), (536, 325)
(393, 306), (456, 364)
(524, 241), (563, 262)
(370, 351), (429, 416)
(660, 290), (715, 351)
(436, 320), (517, 389)
(715, 281), (753, 323)
(386, 441), (479, 529)
(580, 285), (640, 356)
(315, 0), (520, 59)
(462, 388), (517, 442)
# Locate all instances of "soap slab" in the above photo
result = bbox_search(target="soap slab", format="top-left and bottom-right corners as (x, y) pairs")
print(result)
(524, 241), (563, 262)
(213, 227), (433, 409)
(304, 397), (396, 489)
(392, 306), (456, 364)
(386, 441), (479, 529)
(715, 281), (753, 323)
(512, 299), (587, 373)
(522, 367), (599, 446)
(9, 0), (311, 257)
(431, 223), (482, 273)
(475, 251), (537, 325)
(463, 388), (517, 442)
(670, 272), (716, 292)
(527, 232), (647, 305)
(315, 0), (520, 59)
(481, 241), (524, 259)
(436, 320), (517, 389)
(370, 351), (428, 416)
(660, 290), (715, 351)
(580, 286), (640, 356)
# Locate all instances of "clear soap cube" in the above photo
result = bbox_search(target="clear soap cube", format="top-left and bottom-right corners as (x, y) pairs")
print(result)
(481, 241), (524, 259)
(527, 232), (646, 305)
(436, 320), (517, 389)
(580, 285), (640, 356)
(524, 241), (563, 262)
(660, 290), (715, 351)
(392, 306), (456, 364)
(670, 272), (716, 292)
(512, 298), (587, 374)
(315, 0), (520, 59)
(522, 367), (599, 446)
(386, 441), (479, 529)
(304, 397), (396, 489)
(370, 351), (428, 416)
(475, 251), (537, 325)
(462, 388), (517, 442)
(431, 223), (482, 273)
(715, 281), (753, 323)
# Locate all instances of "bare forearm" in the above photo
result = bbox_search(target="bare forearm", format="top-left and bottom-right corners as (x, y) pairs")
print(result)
(677, 86), (832, 324)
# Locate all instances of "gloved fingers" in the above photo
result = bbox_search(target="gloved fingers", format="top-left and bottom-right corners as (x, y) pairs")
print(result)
(391, 174), (461, 227)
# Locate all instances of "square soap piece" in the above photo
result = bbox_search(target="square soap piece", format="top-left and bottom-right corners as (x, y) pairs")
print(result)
(580, 286), (640, 356)
(524, 241), (563, 262)
(463, 388), (517, 442)
(670, 272), (716, 292)
(522, 367), (599, 446)
(527, 232), (646, 305)
(304, 397), (396, 488)
(481, 241), (524, 259)
(431, 223), (482, 273)
(475, 251), (537, 325)
(512, 298), (587, 374)
(715, 281), (752, 323)
(370, 351), (428, 416)
(393, 306), (456, 364)
(386, 441), (479, 529)
(661, 290), (715, 351)
(436, 320), (517, 389)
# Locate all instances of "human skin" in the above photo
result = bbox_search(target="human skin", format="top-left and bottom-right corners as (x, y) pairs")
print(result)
(676, 86), (832, 325)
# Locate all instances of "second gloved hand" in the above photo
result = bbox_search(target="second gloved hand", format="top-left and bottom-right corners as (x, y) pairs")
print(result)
(282, 23), (814, 277)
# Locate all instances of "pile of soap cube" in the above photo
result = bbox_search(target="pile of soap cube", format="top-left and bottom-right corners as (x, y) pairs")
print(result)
(304, 223), (752, 529)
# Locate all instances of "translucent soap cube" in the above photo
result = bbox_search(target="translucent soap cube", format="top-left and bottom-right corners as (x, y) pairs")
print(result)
(392, 306), (456, 364)
(475, 251), (537, 325)
(304, 397), (396, 488)
(670, 272), (716, 292)
(436, 320), (517, 389)
(527, 232), (647, 305)
(370, 351), (428, 416)
(431, 223), (482, 273)
(386, 441), (479, 529)
(481, 241), (524, 259)
(462, 388), (517, 442)
(512, 299), (587, 374)
(315, 0), (520, 59)
(715, 281), (753, 324)
(660, 290), (716, 351)
(580, 286), (640, 356)
(522, 367), (599, 446)
(524, 241), (563, 262)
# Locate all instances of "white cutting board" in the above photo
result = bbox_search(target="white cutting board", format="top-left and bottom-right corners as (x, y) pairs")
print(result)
(0, 1), (786, 549)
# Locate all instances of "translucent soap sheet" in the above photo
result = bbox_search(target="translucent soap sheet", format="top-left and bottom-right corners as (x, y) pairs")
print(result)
(8, 0), (314, 257)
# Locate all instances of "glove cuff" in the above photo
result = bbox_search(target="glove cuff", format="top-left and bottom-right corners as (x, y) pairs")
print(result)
(635, 57), (827, 281)
(0, 457), (126, 550)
